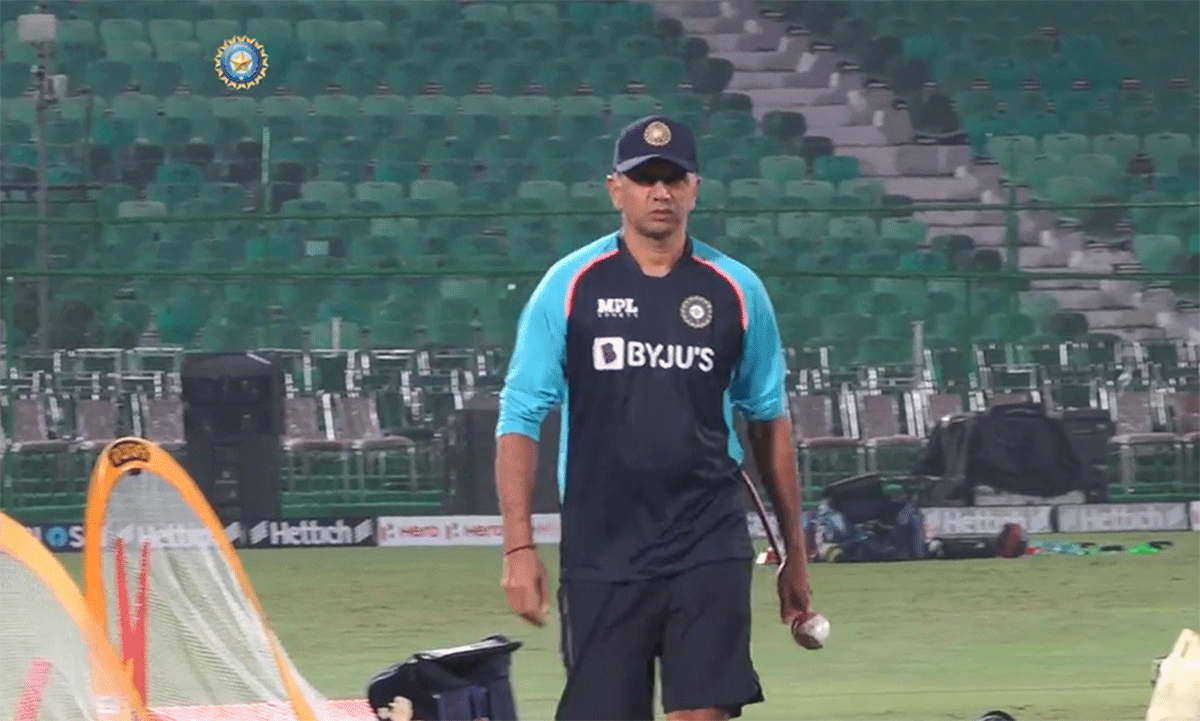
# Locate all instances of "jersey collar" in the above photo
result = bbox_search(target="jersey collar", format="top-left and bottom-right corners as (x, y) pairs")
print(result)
(616, 233), (695, 275)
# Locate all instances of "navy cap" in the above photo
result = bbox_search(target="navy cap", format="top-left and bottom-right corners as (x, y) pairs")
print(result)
(612, 115), (698, 174)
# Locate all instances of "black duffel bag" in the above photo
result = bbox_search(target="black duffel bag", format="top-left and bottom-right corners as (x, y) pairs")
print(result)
(366, 635), (522, 720)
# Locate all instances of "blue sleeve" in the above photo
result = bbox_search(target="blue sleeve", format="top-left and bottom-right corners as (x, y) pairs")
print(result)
(496, 272), (568, 440)
(729, 272), (787, 422)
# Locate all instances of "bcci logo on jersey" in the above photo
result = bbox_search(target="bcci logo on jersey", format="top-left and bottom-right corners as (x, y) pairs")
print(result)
(593, 337), (715, 372)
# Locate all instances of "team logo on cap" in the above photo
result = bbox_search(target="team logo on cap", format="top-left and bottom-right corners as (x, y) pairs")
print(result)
(644, 120), (672, 146)
(680, 295), (712, 329)
(215, 36), (267, 89)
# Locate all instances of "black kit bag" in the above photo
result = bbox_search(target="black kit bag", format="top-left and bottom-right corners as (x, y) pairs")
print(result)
(366, 636), (522, 720)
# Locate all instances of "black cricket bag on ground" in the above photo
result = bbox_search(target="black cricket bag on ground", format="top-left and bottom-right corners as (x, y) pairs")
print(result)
(814, 474), (927, 562)
(366, 635), (522, 720)
(929, 522), (1029, 560)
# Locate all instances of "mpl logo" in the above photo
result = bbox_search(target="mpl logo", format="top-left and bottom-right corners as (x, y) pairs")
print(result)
(593, 337), (715, 372)
(597, 298), (638, 318)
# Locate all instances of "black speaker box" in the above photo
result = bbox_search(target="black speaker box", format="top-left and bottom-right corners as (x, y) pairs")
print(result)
(180, 353), (286, 524)
(1059, 408), (1115, 501)
(452, 394), (561, 515)
(182, 433), (282, 524)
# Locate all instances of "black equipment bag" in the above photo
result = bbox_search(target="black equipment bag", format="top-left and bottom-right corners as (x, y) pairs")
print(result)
(915, 403), (1087, 504)
(366, 636), (522, 721)
(816, 474), (927, 562)
(930, 522), (1028, 560)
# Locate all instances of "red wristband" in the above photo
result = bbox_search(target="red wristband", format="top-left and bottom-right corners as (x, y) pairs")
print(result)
(504, 543), (536, 556)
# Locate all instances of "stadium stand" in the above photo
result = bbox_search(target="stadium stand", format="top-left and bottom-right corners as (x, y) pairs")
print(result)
(0, 0), (1197, 517)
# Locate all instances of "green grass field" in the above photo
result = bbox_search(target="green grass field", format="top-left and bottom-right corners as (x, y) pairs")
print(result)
(58, 532), (1199, 721)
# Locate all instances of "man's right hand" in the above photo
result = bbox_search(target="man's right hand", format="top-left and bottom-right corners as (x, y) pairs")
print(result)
(501, 546), (550, 627)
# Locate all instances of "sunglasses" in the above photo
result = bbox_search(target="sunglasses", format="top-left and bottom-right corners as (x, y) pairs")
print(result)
(623, 164), (689, 187)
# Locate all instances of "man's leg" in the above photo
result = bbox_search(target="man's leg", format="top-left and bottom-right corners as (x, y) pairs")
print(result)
(555, 577), (662, 721)
(660, 559), (764, 720)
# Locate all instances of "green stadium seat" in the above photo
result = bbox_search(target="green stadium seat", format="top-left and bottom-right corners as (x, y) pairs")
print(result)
(195, 18), (239, 50)
(638, 55), (686, 97)
(776, 212), (825, 250)
(557, 96), (607, 145)
(99, 18), (147, 45)
(505, 96), (554, 145)
(458, 95), (508, 144)
(311, 94), (359, 120)
(109, 93), (159, 126)
(1119, 106), (1163, 139)
(728, 135), (781, 164)
(983, 312), (1035, 342)
(759, 155), (807, 186)
(536, 58), (584, 97)
(987, 134), (1037, 173)
(1134, 234), (1184, 272)
(1066, 107), (1116, 137)
(880, 217), (927, 251)
(137, 59), (185, 97)
(1144, 132), (1195, 176)
(1091, 132), (1140, 169)
(812, 155), (860, 187)
(200, 182), (246, 212)
(83, 60), (132, 98)
(708, 110), (756, 139)
(301, 180), (350, 209)
(355, 181), (406, 212)
(784, 179), (836, 209)
(728, 178), (779, 210)
(403, 95), (455, 137)
(105, 40), (154, 66)
(843, 178), (885, 207)
(1069, 153), (1124, 195)
(828, 215), (877, 249)
(588, 59), (632, 96)
(209, 95), (256, 141)
(660, 94), (706, 132)
(0, 61), (31, 98)
(1041, 132), (1089, 162)
(146, 182), (199, 209)
(147, 18), (193, 49)
(609, 94), (659, 133)
(518, 180), (569, 208)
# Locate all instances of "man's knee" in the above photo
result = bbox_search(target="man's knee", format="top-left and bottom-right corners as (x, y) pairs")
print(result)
(666, 708), (731, 721)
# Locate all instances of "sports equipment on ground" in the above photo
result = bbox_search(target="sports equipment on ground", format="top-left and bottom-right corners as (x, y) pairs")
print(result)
(928, 522), (1029, 560)
(0, 511), (149, 721)
(82, 437), (373, 721)
(366, 636), (522, 721)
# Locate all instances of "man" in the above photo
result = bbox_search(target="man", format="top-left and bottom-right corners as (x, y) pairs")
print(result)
(494, 115), (814, 721)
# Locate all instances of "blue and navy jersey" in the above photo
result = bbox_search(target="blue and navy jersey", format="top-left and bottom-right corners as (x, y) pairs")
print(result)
(496, 233), (788, 581)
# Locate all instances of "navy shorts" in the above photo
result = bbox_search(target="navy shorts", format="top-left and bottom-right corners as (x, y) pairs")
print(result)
(555, 558), (763, 720)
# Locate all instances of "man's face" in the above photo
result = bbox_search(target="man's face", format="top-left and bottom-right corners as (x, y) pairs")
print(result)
(606, 159), (699, 241)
